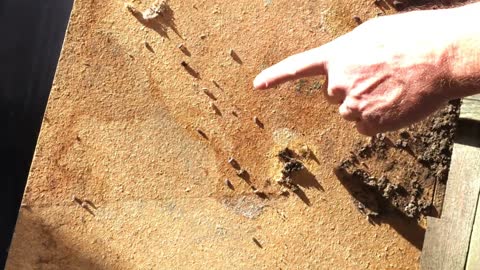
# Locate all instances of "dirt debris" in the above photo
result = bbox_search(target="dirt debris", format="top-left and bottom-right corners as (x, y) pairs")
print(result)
(141, 0), (169, 20)
(126, 1), (168, 20)
(275, 148), (305, 192)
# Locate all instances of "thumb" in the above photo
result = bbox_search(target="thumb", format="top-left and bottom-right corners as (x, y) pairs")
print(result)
(253, 46), (330, 90)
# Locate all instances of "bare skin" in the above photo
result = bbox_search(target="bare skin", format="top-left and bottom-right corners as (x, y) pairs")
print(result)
(254, 3), (480, 136)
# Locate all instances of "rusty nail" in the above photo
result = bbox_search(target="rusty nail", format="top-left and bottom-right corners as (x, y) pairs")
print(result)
(236, 169), (246, 177)
(252, 237), (262, 248)
(72, 195), (82, 205)
(253, 116), (264, 128)
(196, 129), (207, 138)
(353, 16), (362, 25)
(210, 102), (220, 115)
(225, 179), (234, 189)
(202, 88), (216, 100)
(211, 80), (220, 88)
(228, 157), (241, 170)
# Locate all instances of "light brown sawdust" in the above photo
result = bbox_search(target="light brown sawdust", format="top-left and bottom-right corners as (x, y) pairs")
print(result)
(6, 0), (452, 269)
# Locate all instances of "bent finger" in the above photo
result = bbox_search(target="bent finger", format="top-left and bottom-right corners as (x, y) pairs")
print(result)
(253, 46), (330, 90)
(339, 100), (362, 122)
(356, 120), (381, 137)
(325, 77), (347, 105)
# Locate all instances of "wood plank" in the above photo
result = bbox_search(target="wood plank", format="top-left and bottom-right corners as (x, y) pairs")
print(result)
(433, 177), (447, 217)
(461, 98), (480, 121)
(5, 1), (428, 269)
(465, 94), (480, 102)
(421, 98), (480, 270)
(466, 194), (480, 270)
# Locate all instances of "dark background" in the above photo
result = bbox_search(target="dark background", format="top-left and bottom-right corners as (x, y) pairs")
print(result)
(0, 0), (73, 267)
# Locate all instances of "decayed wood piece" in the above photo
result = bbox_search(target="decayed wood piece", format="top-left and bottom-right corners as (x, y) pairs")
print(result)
(421, 96), (480, 270)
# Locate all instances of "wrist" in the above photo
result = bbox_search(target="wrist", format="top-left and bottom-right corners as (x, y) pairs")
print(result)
(444, 3), (480, 98)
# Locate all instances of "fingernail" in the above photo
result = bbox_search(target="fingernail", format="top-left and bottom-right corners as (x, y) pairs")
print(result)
(253, 76), (265, 90)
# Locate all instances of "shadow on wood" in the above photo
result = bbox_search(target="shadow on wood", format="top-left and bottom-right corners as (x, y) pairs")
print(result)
(455, 118), (480, 147)
(334, 167), (426, 250)
(127, 4), (181, 39)
(290, 167), (324, 191)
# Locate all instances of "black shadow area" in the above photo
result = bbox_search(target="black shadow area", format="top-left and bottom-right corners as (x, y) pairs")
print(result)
(0, 0), (73, 267)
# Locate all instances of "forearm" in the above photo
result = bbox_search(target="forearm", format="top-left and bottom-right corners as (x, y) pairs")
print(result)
(446, 2), (480, 98)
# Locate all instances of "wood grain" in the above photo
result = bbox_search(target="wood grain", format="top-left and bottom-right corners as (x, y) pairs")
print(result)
(461, 98), (480, 121)
(421, 97), (480, 270)
(6, 1), (426, 269)
(467, 195), (480, 270)
(465, 94), (480, 102)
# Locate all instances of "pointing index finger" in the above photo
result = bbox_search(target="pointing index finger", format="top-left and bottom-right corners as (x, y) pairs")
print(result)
(253, 46), (330, 90)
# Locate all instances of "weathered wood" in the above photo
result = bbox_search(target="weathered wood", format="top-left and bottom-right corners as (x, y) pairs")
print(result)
(433, 176), (447, 217)
(465, 94), (480, 102)
(6, 0), (440, 269)
(421, 97), (480, 270)
(461, 98), (480, 121)
(467, 195), (480, 270)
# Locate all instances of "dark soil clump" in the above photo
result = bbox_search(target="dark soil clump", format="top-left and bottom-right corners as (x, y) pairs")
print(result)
(336, 100), (460, 220)
(276, 148), (305, 192)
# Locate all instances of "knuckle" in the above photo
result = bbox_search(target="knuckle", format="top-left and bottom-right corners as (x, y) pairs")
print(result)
(356, 121), (376, 136)
(339, 100), (361, 121)
(344, 98), (361, 111)
(327, 85), (346, 99)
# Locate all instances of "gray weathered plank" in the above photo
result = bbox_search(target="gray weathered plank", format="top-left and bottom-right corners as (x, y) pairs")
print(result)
(465, 94), (480, 102)
(421, 97), (480, 270)
(467, 194), (480, 270)
(461, 98), (480, 121)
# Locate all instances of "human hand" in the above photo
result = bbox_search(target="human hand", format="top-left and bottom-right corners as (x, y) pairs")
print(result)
(253, 6), (479, 136)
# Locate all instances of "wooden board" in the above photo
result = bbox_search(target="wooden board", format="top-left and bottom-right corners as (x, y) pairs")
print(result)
(461, 95), (480, 120)
(467, 195), (480, 270)
(5, 0), (452, 269)
(421, 96), (480, 270)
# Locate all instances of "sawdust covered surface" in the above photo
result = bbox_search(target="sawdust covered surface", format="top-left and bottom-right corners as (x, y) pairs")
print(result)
(5, 0), (462, 269)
